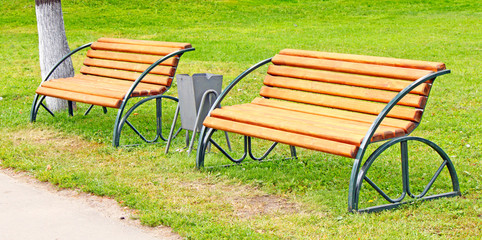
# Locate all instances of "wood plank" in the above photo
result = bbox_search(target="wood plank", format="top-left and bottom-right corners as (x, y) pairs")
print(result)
(264, 75), (427, 108)
(259, 87), (422, 122)
(52, 77), (145, 95)
(210, 106), (398, 144)
(203, 117), (358, 158)
(36, 87), (122, 108)
(267, 65), (430, 96)
(75, 75), (168, 92)
(91, 42), (181, 56)
(97, 37), (192, 49)
(65, 78), (164, 96)
(80, 66), (172, 86)
(41, 80), (126, 99)
(251, 98), (418, 133)
(279, 49), (446, 71)
(272, 54), (434, 81)
(227, 104), (406, 140)
(86, 50), (179, 66)
(49, 77), (166, 97)
(83, 58), (175, 76)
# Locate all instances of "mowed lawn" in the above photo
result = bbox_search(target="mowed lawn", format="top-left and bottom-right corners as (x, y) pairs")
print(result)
(0, 0), (480, 239)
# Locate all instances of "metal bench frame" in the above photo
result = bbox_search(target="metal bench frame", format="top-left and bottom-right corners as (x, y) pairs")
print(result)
(30, 42), (194, 147)
(196, 57), (460, 213)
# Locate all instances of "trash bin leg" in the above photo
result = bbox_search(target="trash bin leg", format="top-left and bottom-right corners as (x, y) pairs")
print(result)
(165, 103), (181, 154)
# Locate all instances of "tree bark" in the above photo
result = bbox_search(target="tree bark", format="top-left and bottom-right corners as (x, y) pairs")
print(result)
(35, 0), (75, 112)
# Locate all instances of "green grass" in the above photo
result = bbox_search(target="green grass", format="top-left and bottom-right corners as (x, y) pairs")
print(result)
(1, 0), (481, 239)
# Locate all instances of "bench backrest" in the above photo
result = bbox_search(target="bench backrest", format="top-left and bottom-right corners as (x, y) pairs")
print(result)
(81, 38), (192, 87)
(261, 49), (446, 134)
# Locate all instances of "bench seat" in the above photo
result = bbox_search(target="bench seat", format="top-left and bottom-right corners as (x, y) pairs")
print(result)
(36, 75), (168, 108)
(204, 97), (416, 158)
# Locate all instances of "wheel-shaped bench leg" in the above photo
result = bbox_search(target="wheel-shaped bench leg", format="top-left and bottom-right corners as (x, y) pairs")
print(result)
(113, 95), (178, 147)
(348, 136), (460, 213)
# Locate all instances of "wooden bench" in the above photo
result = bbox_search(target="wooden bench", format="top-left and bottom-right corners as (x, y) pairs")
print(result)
(30, 38), (194, 147)
(196, 49), (460, 212)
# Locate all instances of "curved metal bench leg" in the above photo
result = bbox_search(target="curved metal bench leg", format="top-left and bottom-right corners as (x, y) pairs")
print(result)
(113, 95), (179, 147)
(348, 136), (460, 213)
(196, 127), (215, 168)
(247, 137), (278, 161)
(67, 101), (74, 116)
(84, 105), (107, 116)
(290, 146), (297, 159)
(30, 94), (54, 122)
(196, 127), (249, 168)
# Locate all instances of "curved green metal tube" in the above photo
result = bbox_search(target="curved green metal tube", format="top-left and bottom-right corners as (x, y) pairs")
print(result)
(247, 137), (278, 161)
(210, 136), (248, 164)
(30, 43), (93, 122)
(195, 57), (272, 168)
(196, 127), (216, 168)
(112, 47), (195, 147)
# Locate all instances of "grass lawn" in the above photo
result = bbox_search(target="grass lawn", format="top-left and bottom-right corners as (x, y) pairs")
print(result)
(1, 0), (480, 239)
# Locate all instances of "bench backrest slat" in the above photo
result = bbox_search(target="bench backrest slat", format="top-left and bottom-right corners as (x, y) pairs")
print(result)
(86, 50), (179, 66)
(80, 66), (172, 86)
(82, 38), (191, 87)
(83, 58), (175, 76)
(267, 65), (431, 96)
(261, 49), (445, 131)
(97, 37), (192, 49)
(263, 75), (427, 108)
(259, 87), (422, 122)
(272, 54), (434, 80)
(279, 49), (446, 71)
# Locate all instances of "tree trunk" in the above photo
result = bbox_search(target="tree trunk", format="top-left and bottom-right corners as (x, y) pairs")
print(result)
(35, 0), (75, 112)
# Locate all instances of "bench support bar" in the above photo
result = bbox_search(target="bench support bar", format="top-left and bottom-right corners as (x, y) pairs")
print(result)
(348, 136), (460, 213)
(197, 127), (286, 168)
(113, 95), (179, 147)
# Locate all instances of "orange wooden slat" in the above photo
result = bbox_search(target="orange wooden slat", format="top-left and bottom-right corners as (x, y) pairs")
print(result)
(210, 106), (394, 145)
(49, 77), (165, 97)
(259, 87), (422, 122)
(264, 75), (427, 108)
(54, 77), (146, 96)
(41, 80), (127, 99)
(267, 65), (430, 96)
(203, 117), (358, 158)
(97, 37), (192, 49)
(279, 49), (446, 71)
(91, 42), (181, 56)
(251, 98), (417, 133)
(75, 75), (167, 92)
(80, 66), (172, 86)
(86, 50), (179, 66)
(68, 77), (164, 96)
(83, 58), (175, 76)
(227, 104), (405, 140)
(272, 54), (434, 81)
(36, 87), (122, 108)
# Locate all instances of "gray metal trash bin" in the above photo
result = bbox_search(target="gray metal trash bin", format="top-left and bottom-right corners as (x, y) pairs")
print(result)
(165, 73), (230, 154)
(177, 73), (222, 131)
